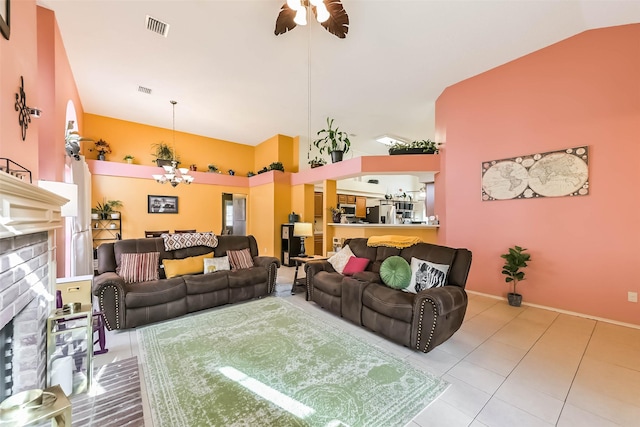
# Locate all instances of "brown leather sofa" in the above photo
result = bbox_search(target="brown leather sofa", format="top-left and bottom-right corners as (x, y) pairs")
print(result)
(93, 235), (280, 330)
(305, 238), (472, 353)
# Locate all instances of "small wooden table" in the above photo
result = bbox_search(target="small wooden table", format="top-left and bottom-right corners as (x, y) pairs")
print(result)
(291, 255), (328, 300)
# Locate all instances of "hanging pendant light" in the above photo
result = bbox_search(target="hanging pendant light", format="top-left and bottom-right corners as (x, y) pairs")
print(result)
(152, 100), (194, 187)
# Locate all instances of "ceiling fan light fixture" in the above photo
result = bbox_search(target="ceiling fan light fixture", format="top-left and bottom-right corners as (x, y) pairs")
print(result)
(294, 7), (307, 26)
(287, 0), (303, 11)
(316, 4), (330, 23)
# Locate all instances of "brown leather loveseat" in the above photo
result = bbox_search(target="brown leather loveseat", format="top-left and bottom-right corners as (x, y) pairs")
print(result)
(306, 238), (472, 353)
(93, 235), (280, 330)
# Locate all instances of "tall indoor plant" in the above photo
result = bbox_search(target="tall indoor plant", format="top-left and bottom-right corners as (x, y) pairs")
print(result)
(313, 117), (351, 163)
(151, 142), (176, 167)
(501, 246), (531, 307)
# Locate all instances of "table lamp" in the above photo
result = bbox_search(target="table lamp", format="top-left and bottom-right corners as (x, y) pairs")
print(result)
(293, 222), (313, 257)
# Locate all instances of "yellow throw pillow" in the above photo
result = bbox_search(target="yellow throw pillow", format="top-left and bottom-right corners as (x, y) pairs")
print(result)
(163, 252), (213, 279)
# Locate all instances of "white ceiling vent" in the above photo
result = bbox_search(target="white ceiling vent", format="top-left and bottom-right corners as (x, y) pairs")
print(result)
(138, 86), (152, 94)
(145, 15), (170, 37)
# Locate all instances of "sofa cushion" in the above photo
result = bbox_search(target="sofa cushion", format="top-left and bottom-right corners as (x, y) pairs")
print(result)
(125, 277), (186, 308)
(163, 253), (214, 278)
(407, 257), (450, 294)
(228, 248), (254, 270)
(204, 256), (230, 273)
(117, 252), (160, 283)
(183, 271), (229, 295)
(312, 271), (344, 297)
(352, 271), (381, 283)
(228, 267), (267, 288)
(327, 245), (354, 274)
(379, 256), (412, 290)
(362, 283), (415, 323)
(342, 257), (369, 276)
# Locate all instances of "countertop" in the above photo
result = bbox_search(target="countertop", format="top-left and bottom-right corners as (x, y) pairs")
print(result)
(328, 223), (439, 228)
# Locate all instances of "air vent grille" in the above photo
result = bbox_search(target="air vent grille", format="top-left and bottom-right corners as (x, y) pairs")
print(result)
(145, 15), (170, 37)
(138, 86), (152, 94)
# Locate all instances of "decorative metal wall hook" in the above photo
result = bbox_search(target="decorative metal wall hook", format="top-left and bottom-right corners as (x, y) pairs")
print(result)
(15, 76), (31, 141)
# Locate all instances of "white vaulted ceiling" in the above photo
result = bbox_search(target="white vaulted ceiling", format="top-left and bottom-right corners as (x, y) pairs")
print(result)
(38, 0), (640, 157)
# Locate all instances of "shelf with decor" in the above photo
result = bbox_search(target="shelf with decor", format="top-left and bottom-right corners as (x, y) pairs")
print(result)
(91, 218), (122, 248)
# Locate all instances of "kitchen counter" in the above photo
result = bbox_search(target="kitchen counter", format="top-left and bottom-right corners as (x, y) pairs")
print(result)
(328, 223), (438, 243)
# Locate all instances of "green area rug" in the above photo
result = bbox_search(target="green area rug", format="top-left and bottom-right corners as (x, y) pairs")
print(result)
(137, 298), (447, 427)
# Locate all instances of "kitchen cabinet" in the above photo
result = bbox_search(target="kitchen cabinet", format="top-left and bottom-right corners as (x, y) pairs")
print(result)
(355, 196), (366, 218)
(314, 192), (323, 217)
(347, 195), (356, 204)
(314, 235), (323, 256)
(338, 194), (348, 204)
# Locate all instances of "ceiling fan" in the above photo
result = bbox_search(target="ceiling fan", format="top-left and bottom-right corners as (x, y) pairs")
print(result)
(275, 0), (349, 39)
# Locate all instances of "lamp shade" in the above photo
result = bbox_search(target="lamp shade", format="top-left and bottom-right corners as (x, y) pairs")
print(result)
(293, 222), (313, 237)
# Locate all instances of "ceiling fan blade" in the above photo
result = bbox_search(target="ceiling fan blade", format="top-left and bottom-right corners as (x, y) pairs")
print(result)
(319, 0), (349, 39)
(275, 3), (298, 36)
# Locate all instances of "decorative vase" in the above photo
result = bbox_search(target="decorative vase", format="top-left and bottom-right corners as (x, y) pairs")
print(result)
(98, 153), (105, 161)
(507, 292), (522, 307)
(332, 213), (341, 223)
(330, 150), (344, 163)
(189, 164), (197, 171)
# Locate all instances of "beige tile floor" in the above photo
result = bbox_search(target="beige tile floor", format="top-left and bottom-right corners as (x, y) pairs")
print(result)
(95, 266), (640, 426)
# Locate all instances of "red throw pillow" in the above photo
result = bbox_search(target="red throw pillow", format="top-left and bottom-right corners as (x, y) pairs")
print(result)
(342, 257), (370, 276)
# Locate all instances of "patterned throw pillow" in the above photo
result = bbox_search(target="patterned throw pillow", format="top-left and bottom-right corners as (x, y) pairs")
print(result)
(406, 257), (450, 294)
(162, 232), (218, 251)
(204, 256), (231, 273)
(379, 256), (411, 290)
(327, 245), (355, 274)
(227, 248), (254, 270)
(162, 253), (214, 279)
(117, 252), (160, 283)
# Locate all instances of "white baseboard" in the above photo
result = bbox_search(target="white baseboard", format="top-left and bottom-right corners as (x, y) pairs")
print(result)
(466, 290), (640, 330)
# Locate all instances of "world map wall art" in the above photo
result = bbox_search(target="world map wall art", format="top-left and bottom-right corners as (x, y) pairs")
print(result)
(481, 146), (589, 201)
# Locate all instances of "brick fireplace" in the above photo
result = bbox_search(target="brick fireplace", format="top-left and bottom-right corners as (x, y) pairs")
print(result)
(0, 172), (67, 398)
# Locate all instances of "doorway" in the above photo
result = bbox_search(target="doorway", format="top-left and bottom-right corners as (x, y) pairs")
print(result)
(221, 193), (247, 235)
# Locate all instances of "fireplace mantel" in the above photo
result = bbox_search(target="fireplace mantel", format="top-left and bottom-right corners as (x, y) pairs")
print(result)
(0, 172), (69, 238)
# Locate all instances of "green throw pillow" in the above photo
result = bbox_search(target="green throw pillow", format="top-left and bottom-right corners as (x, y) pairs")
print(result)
(379, 256), (411, 290)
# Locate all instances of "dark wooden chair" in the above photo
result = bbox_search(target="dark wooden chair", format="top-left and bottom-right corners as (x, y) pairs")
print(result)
(145, 230), (169, 238)
(174, 229), (196, 233)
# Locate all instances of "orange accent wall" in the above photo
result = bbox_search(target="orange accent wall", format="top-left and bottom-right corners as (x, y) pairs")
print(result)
(83, 114), (255, 175)
(436, 24), (640, 325)
(254, 134), (295, 173)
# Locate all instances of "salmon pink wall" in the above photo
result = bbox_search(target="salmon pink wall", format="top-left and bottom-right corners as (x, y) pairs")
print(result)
(0, 0), (39, 178)
(436, 24), (640, 325)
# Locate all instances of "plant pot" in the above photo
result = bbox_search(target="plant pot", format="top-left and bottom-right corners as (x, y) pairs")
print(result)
(156, 159), (173, 167)
(310, 162), (324, 169)
(389, 148), (436, 155)
(97, 153), (106, 161)
(507, 293), (522, 307)
(110, 212), (120, 219)
(126, 159), (133, 164)
(91, 213), (99, 220)
(100, 213), (109, 220)
(330, 150), (344, 163)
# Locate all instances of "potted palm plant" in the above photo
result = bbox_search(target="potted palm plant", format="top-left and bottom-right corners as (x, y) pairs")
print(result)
(501, 246), (531, 307)
(313, 117), (351, 163)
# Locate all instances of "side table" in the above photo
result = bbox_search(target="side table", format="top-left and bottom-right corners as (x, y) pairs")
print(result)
(0, 385), (71, 427)
(291, 255), (328, 300)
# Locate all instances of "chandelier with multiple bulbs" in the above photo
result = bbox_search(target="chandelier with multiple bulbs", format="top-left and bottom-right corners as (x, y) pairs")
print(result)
(152, 100), (194, 187)
(287, 0), (330, 25)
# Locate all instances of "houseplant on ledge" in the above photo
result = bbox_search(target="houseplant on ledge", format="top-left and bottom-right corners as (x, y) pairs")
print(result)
(389, 139), (440, 155)
(309, 157), (326, 168)
(151, 142), (176, 167)
(501, 245), (531, 307)
(123, 155), (134, 164)
(313, 117), (351, 163)
(90, 139), (111, 160)
(92, 199), (123, 219)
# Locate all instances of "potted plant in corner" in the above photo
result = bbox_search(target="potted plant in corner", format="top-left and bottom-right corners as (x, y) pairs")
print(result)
(389, 139), (440, 155)
(501, 246), (531, 307)
(151, 142), (176, 167)
(313, 117), (351, 163)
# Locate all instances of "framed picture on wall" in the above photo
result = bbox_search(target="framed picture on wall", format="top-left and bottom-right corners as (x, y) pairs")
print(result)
(148, 195), (178, 214)
(0, 0), (10, 40)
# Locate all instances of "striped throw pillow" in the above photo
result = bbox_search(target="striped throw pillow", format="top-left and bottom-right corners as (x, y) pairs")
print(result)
(118, 252), (160, 283)
(227, 248), (254, 270)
